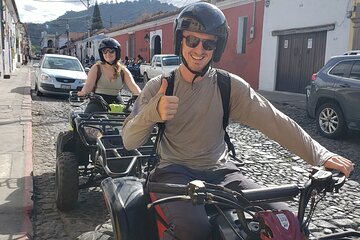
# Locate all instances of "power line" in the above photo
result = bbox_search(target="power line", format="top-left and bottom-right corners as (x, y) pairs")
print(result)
(33, 0), (81, 2)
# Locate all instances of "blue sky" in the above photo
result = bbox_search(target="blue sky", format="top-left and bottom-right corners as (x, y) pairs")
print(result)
(15, 0), (198, 24)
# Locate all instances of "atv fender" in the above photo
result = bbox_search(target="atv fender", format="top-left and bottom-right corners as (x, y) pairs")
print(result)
(101, 177), (157, 240)
(56, 131), (74, 157)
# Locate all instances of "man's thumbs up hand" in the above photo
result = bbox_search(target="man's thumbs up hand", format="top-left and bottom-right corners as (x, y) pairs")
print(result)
(157, 78), (179, 121)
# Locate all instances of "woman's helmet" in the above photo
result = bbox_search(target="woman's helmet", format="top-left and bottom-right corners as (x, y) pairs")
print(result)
(98, 38), (121, 63)
(173, 2), (229, 62)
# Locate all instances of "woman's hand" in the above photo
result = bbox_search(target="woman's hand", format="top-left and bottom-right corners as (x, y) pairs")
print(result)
(77, 90), (86, 96)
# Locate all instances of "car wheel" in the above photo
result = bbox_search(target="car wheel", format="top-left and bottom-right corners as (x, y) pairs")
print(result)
(55, 152), (79, 211)
(316, 102), (347, 139)
(35, 82), (43, 96)
(143, 73), (149, 84)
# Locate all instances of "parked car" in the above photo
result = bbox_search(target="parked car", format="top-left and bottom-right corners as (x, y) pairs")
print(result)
(33, 54), (87, 96)
(343, 50), (360, 55)
(139, 54), (181, 83)
(306, 54), (360, 139)
(32, 53), (42, 60)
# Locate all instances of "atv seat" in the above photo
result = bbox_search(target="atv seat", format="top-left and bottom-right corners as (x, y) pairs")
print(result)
(101, 176), (158, 240)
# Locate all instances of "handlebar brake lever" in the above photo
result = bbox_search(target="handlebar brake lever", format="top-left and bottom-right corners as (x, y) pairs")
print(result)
(332, 172), (346, 193)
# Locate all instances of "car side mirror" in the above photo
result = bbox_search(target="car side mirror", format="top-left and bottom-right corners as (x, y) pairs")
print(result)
(33, 63), (40, 68)
(85, 67), (90, 74)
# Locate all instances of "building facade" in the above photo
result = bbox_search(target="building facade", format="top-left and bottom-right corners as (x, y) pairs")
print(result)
(75, 0), (359, 93)
(259, 0), (355, 93)
(0, 0), (25, 78)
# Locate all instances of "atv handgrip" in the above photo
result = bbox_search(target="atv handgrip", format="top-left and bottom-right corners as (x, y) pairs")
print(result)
(148, 181), (300, 203)
(240, 184), (300, 203)
(148, 182), (188, 195)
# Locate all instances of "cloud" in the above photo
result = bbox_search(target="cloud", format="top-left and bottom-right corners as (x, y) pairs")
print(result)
(17, 0), (90, 23)
(23, 4), (37, 12)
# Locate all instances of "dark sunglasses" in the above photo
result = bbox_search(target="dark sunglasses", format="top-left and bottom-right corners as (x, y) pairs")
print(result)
(183, 35), (217, 51)
(102, 48), (116, 54)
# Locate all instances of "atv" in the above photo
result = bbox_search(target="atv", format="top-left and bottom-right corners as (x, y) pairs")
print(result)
(55, 91), (154, 211)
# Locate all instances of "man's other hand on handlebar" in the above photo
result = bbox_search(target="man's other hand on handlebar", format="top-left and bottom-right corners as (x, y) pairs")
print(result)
(324, 155), (354, 177)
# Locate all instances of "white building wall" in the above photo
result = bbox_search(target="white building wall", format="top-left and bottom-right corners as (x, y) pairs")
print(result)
(259, 0), (353, 91)
(3, 6), (11, 78)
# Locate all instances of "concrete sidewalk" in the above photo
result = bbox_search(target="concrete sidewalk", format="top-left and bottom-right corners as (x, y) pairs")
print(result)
(258, 89), (307, 110)
(0, 65), (33, 240)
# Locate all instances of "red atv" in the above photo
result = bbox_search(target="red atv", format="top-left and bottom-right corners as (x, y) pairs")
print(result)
(95, 141), (360, 240)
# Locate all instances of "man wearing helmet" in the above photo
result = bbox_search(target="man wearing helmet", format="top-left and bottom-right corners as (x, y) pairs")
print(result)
(122, 2), (354, 239)
(78, 37), (141, 113)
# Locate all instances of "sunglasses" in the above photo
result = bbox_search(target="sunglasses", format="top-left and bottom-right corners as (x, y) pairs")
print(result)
(183, 35), (217, 51)
(102, 48), (116, 54)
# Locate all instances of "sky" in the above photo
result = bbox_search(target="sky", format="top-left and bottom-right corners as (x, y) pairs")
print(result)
(15, 0), (198, 24)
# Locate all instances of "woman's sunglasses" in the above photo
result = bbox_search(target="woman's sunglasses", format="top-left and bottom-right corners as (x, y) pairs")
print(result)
(183, 35), (217, 51)
(102, 48), (116, 54)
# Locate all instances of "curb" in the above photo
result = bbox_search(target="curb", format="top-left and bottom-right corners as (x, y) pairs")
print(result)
(21, 67), (33, 239)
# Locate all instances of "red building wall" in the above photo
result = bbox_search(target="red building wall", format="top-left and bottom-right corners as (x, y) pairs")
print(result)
(214, 1), (264, 89)
(112, 35), (128, 60)
(159, 22), (175, 54)
(111, 1), (264, 89)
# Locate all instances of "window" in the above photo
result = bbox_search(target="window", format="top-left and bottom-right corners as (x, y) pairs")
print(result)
(349, 61), (360, 80)
(162, 56), (180, 66)
(329, 61), (353, 77)
(237, 16), (247, 54)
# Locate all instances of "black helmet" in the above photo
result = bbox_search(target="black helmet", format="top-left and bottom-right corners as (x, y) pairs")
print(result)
(98, 38), (121, 63)
(173, 2), (229, 62)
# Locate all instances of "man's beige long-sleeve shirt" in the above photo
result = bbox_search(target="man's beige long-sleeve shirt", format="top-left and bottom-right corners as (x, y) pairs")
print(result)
(122, 68), (335, 170)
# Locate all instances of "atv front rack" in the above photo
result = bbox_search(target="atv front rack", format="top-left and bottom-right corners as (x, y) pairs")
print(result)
(97, 130), (157, 178)
(75, 112), (129, 147)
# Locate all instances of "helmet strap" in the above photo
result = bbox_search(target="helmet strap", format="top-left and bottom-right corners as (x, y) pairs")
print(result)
(103, 60), (115, 65)
(180, 49), (212, 82)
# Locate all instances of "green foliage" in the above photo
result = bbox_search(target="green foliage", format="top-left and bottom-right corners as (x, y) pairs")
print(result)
(91, 1), (104, 32)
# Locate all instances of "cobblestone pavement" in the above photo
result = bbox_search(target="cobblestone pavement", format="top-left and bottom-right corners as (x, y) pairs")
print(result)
(30, 88), (360, 239)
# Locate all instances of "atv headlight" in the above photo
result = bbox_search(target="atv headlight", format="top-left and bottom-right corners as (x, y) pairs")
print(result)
(84, 126), (102, 141)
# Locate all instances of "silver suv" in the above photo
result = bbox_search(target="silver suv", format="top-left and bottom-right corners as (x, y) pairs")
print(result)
(306, 54), (360, 139)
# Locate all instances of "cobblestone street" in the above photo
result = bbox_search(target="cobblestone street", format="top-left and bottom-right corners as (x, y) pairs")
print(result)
(30, 87), (360, 239)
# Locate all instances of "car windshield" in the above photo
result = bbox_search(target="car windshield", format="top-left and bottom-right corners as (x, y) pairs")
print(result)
(43, 57), (83, 71)
(162, 56), (181, 66)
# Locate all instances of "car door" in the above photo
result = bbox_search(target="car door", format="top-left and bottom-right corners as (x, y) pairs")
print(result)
(334, 60), (360, 129)
(149, 56), (161, 79)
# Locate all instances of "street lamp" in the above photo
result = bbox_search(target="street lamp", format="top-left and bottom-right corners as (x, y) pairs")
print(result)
(144, 33), (150, 43)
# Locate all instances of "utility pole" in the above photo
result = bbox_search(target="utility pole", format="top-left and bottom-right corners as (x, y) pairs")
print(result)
(66, 20), (70, 55)
(79, 0), (91, 59)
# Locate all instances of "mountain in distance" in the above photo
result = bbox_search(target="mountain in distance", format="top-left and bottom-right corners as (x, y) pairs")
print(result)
(26, 0), (177, 47)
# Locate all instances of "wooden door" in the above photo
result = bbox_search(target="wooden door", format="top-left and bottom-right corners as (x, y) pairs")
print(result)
(276, 31), (326, 93)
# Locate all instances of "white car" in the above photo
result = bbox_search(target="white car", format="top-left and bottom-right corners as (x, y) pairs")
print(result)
(139, 54), (181, 83)
(34, 54), (87, 96)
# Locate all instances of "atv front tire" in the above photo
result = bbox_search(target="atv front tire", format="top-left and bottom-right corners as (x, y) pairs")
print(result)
(55, 152), (79, 211)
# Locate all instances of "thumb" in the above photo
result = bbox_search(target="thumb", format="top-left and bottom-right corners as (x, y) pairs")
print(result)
(158, 78), (168, 95)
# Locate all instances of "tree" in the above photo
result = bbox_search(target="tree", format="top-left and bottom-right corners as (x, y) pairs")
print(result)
(91, 1), (104, 31)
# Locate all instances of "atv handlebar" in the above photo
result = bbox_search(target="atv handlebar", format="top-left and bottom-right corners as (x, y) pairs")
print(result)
(148, 167), (345, 204)
(147, 167), (348, 238)
(68, 91), (138, 114)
